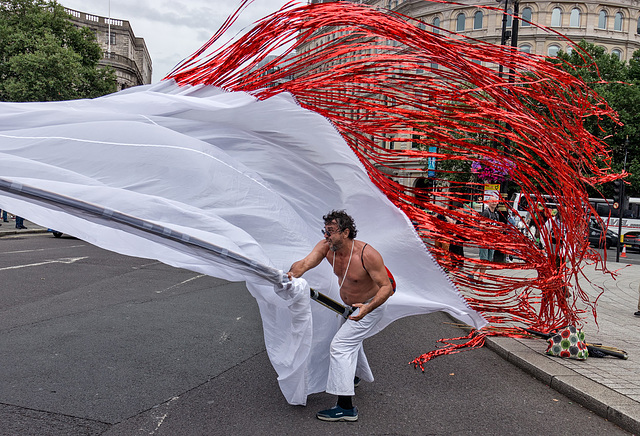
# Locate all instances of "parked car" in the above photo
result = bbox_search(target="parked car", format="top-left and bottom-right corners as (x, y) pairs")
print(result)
(588, 218), (617, 249)
(47, 229), (63, 238)
(623, 232), (640, 252)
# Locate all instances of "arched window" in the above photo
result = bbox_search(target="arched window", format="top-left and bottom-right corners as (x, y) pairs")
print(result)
(567, 46), (573, 55)
(520, 44), (532, 54)
(598, 10), (608, 29)
(614, 12), (623, 31)
(456, 13), (465, 31)
(612, 49), (622, 60)
(551, 7), (562, 27)
(570, 8), (581, 27)
(474, 11), (483, 29)
(547, 44), (560, 57)
(433, 16), (440, 34)
(506, 9), (513, 28)
(521, 7), (532, 27)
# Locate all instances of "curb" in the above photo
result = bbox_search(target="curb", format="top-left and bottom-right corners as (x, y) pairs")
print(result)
(0, 227), (49, 237)
(485, 336), (640, 435)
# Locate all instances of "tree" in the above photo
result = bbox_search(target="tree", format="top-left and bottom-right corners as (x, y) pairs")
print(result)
(0, 0), (117, 102)
(554, 41), (640, 198)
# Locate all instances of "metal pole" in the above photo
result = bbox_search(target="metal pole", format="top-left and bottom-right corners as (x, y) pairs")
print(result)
(615, 137), (629, 262)
(107, 0), (111, 55)
(497, 0), (510, 79)
(0, 178), (283, 284)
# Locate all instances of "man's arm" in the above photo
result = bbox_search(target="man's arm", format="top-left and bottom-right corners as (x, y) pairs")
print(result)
(287, 240), (329, 279)
(349, 245), (394, 321)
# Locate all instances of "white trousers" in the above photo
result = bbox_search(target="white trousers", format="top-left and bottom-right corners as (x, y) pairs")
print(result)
(325, 302), (387, 396)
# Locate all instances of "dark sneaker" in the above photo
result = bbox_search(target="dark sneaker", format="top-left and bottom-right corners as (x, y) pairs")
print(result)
(354, 376), (361, 388)
(316, 405), (358, 422)
(634, 311), (640, 317)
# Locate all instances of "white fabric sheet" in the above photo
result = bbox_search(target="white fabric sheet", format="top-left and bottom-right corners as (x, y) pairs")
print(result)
(0, 81), (486, 405)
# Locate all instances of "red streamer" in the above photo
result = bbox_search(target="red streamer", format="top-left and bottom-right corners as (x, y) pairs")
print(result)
(165, 1), (623, 364)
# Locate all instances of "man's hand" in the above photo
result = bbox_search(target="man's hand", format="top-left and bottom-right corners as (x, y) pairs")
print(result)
(274, 278), (296, 300)
(348, 302), (371, 321)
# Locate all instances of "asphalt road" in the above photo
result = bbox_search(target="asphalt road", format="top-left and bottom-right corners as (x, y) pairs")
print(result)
(0, 233), (630, 435)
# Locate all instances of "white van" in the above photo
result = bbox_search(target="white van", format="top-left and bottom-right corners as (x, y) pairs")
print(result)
(509, 192), (559, 223)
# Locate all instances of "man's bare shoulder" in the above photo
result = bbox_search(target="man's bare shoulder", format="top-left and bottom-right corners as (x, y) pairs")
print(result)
(312, 239), (330, 256)
(361, 241), (384, 266)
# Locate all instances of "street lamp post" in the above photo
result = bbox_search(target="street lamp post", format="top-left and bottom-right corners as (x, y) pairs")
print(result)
(615, 136), (629, 262)
(495, 1), (520, 196)
(107, 0), (111, 56)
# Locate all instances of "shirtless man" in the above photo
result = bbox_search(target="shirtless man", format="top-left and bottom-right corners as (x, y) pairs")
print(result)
(288, 210), (394, 422)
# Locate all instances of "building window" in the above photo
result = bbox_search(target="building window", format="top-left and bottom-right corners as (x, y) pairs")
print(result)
(520, 44), (532, 54)
(108, 32), (116, 45)
(570, 8), (581, 28)
(599, 11), (608, 29)
(456, 13), (465, 31)
(547, 44), (560, 57)
(474, 11), (483, 30)
(637, 16), (640, 34)
(551, 7), (562, 27)
(612, 49), (622, 60)
(433, 16), (440, 34)
(506, 9), (513, 28)
(521, 7), (532, 26)
(614, 12), (623, 31)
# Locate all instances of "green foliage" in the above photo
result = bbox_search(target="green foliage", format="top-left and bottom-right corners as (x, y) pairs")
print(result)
(0, 0), (117, 102)
(554, 41), (640, 197)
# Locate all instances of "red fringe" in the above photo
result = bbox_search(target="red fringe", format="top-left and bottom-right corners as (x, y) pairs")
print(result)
(166, 1), (624, 362)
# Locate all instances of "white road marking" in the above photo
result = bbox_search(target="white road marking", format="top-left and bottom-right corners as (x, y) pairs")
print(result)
(4, 245), (86, 255)
(132, 261), (162, 269)
(0, 257), (88, 271)
(155, 274), (206, 294)
(150, 396), (180, 435)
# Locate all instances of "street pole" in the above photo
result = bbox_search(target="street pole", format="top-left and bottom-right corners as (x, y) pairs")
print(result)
(615, 136), (628, 262)
(107, 0), (111, 56)
(495, 1), (519, 196)
(497, 0), (510, 79)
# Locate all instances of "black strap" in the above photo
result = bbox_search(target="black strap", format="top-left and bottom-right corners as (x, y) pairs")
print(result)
(361, 243), (369, 273)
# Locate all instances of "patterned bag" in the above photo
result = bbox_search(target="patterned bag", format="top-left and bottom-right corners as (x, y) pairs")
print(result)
(545, 326), (588, 360)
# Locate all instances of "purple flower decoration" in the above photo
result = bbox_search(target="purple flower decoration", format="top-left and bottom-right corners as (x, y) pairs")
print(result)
(471, 158), (515, 183)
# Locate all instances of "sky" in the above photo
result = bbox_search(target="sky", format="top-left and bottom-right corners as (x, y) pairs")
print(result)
(59, 0), (295, 83)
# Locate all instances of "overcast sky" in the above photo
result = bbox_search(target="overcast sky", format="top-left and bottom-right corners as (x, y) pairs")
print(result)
(59, 0), (295, 82)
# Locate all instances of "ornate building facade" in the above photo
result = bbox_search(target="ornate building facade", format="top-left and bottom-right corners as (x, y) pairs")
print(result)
(64, 6), (152, 90)
(390, 0), (640, 62)
(302, 1), (640, 190)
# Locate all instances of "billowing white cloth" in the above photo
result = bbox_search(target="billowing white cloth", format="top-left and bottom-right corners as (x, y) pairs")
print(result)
(0, 81), (486, 405)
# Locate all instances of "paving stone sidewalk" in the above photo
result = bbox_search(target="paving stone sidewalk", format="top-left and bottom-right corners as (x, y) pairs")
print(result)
(483, 262), (640, 434)
(0, 218), (49, 236)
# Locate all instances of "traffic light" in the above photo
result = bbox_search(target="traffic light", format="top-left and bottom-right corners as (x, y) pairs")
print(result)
(613, 180), (622, 198)
(622, 195), (630, 213)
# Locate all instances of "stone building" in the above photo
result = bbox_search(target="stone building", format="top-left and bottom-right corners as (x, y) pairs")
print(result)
(390, 0), (640, 62)
(64, 6), (152, 90)
(299, 1), (640, 191)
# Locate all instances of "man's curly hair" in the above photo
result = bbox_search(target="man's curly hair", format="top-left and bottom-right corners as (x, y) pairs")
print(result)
(323, 210), (357, 239)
